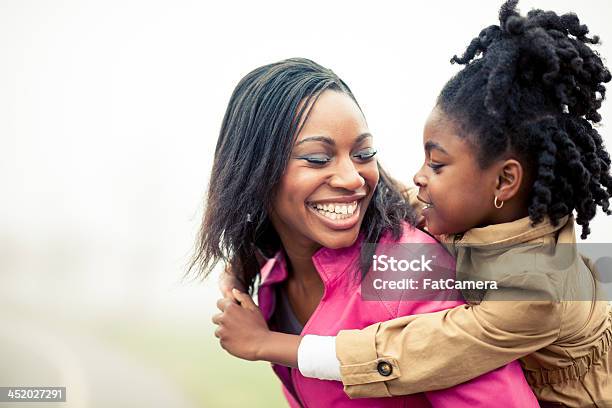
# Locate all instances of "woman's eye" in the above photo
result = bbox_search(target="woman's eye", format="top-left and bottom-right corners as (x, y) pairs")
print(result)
(353, 148), (377, 161)
(299, 155), (331, 165)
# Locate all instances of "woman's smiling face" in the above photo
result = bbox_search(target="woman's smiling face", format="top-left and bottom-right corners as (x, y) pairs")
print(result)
(269, 90), (379, 253)
(413, 107), (500, 236)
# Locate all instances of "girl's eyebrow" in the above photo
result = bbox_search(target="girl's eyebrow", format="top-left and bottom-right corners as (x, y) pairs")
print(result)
(295, 133), (372, 147)
(425, 140), (449, 155)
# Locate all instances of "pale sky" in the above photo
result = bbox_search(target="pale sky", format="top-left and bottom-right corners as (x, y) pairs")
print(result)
(1, 0), (611, 319)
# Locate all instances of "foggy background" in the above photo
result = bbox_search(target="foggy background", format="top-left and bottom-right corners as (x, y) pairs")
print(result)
(1, 0), (611, 407)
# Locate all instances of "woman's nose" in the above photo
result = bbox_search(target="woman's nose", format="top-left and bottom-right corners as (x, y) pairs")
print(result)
(329, 159), (365, 191)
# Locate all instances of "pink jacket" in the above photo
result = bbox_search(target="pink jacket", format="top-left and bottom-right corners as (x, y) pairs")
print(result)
(257, 223), (538, 407)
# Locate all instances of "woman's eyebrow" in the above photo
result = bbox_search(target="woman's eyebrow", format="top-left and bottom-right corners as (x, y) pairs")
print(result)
(425, 140), (449, 155)
(354, 132), (373, 144)
(295, 132), (372, 147)
(295, 136), (335, 147)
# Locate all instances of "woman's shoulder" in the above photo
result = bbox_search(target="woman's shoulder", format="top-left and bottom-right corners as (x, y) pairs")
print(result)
(372, 222), (462, 319)
(383, 221), (440, 245)
(377, 222), (451, 266)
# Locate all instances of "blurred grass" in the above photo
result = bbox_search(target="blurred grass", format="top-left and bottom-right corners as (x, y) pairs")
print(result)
(3, 303), (287, 408)
(80, 317), (287, 408)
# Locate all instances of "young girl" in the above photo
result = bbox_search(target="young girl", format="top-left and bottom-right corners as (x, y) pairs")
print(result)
(213, 1), (612, 407)
(201, 58), (537, 406)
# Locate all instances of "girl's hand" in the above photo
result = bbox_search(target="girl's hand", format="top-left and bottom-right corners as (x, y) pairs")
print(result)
(212, 289), (271, 361)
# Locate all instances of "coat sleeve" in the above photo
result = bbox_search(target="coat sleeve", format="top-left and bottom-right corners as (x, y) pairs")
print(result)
(336, 294), (562, 398)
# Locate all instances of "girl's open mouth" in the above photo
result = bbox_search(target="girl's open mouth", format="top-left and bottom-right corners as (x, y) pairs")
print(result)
(417, 195), (434, 210)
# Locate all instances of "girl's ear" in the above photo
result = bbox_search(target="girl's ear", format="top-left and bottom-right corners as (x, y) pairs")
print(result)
(494, 159), (523, 201)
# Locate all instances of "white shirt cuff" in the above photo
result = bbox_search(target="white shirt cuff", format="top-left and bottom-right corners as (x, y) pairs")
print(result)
(297, 335), (342, 381)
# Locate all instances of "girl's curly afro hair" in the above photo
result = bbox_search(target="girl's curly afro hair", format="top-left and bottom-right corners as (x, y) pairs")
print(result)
(438, 0), (612, 238)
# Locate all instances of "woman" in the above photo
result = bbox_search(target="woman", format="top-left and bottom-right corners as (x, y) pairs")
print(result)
(199, 57), (537, 406)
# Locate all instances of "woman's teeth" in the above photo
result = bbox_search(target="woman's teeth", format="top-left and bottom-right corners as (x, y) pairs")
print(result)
(309, 201), (358, 220)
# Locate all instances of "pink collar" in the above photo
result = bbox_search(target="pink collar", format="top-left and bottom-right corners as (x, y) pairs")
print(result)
(259, 233), (365, 287)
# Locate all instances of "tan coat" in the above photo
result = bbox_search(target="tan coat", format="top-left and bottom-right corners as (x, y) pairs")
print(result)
(337, 192), (612, 407)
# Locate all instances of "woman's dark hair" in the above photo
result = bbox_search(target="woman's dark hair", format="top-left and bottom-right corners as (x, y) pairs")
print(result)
(438, 0), (612, 238)
(189, 58), (415, 292)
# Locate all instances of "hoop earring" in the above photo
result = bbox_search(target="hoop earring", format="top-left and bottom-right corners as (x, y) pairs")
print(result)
(494, 196), (504, 209)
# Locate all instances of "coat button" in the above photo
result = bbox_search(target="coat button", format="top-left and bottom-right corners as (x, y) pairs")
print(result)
(377, 361), (393, 377)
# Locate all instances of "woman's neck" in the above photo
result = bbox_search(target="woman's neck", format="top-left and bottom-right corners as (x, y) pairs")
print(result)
(278, 235), (325, 326)
(268, 210), (325, 287)
(281, 237), (322, 287)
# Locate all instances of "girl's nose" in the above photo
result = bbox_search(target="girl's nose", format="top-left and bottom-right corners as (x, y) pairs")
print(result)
(413, 167), (428, 188)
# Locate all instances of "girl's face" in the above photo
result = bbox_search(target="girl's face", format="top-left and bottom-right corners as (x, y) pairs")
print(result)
(413, 107), (501, 236)
(269, 90), (379, 254)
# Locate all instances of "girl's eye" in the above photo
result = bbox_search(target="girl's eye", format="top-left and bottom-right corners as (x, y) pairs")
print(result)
(353, 148), (377, 161)
(428, 162), (444, 173)
(299, 155), (331, 165)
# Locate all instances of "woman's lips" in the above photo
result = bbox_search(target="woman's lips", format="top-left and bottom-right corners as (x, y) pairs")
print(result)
(306, 199), (362, 230)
